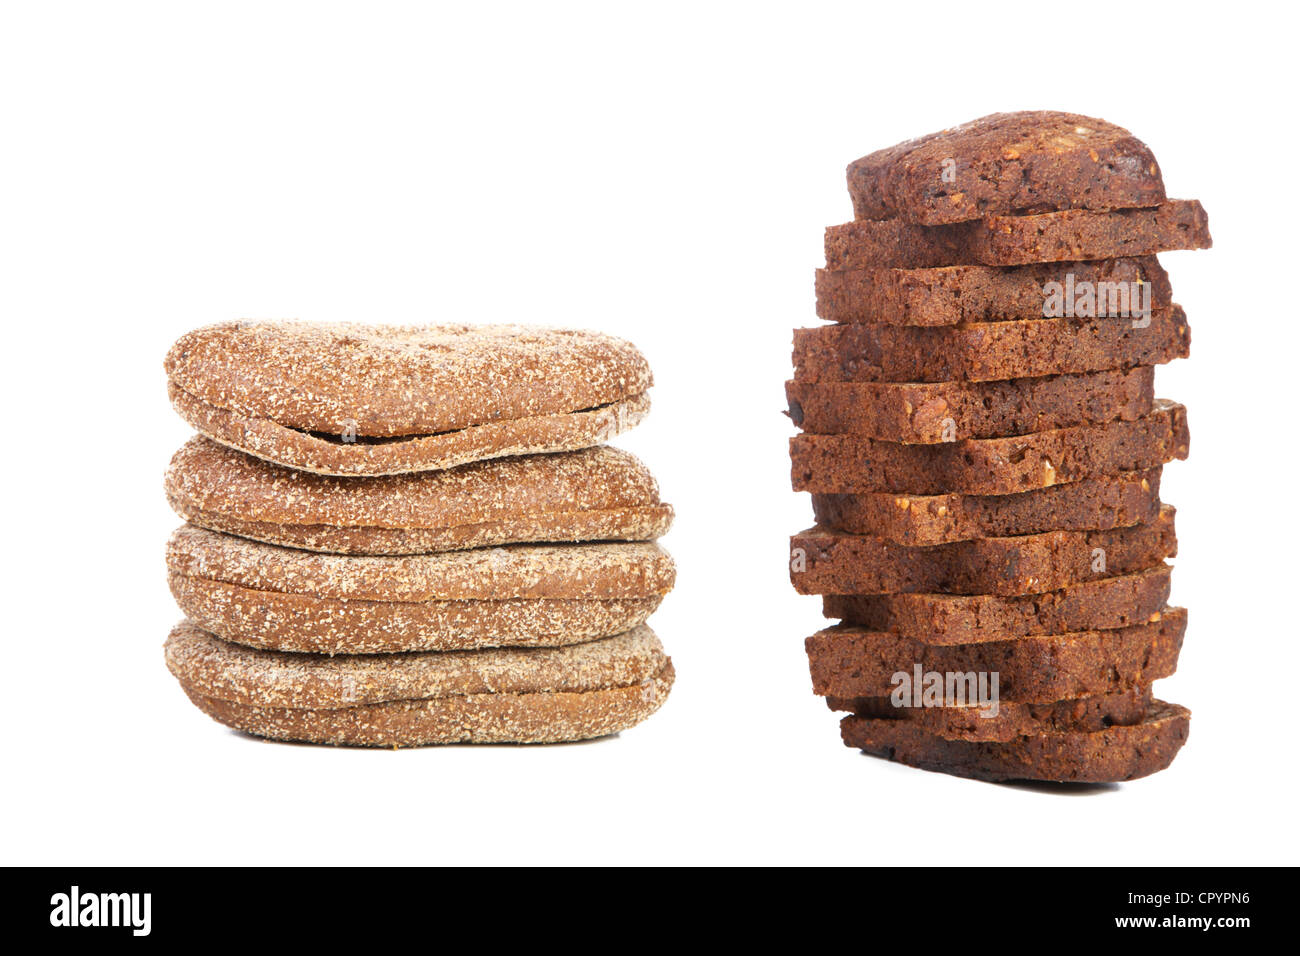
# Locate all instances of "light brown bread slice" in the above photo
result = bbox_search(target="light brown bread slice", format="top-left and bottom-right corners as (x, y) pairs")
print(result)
(165, 322), (653, 475)
(787, 367), (1153, 442)
(805, 609), (1185, 703)
(791, 505), (1174, 597)
(812, 256), (1171, 327)
(824, 200), (1211, 269)
(811, 469), (1161, 546)
(840, 700), (1190, 782)
(823, 565), (1173, 644)
(825, 687), (1154, 743)
(794, 307), (1188, 382)
(791, 400), (1188, 495)
(168, 524), (676, 653)
(166, 436), (674, 554)
(166, 621), (673, 746)
(846, 111), (1165, 225)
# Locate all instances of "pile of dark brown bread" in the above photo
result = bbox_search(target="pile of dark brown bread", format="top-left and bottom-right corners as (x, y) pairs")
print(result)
(788, 111), (1210, 782)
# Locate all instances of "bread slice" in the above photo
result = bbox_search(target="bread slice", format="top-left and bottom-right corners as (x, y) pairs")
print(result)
(813, 256), (1171, 327)
(840, 700), (1190, 782)
(811, 469), (1160, 546)
(165, 322), (653, 475)
(794, 308), (1188, 384)
(823, 565), (1172, 644)
(791, 399), (1188, 495)
(167, 524), (676, 654)
(787, 367), (1153, 442)
(826, 686), (1153, 743)
(846, 111), (1165, 225)
(166, 436), (674, 555)
(166, 620), (673, 746)
(805, 608), (1184, 702)
(825, 200), (1211, 269)
(790, 505), (1174, 596)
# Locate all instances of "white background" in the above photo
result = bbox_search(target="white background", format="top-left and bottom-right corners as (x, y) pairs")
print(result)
(2, 1), (1295, 866)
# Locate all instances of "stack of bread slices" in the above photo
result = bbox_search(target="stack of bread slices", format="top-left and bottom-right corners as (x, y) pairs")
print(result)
(163, 322), (675, 746)
(788, 111), (1209, 782)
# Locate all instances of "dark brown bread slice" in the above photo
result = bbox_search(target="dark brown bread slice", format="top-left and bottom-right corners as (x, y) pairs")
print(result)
(806, 608), (1184, 702)
(847, 112), (1165, 225)
(794, 308), (1188, 384)
(840, 700), (1190, 782)
(811, 469), (1160, 545)
(813, 256), (1171, 326)
(825, 686), (1154, 743)
(825, 200), (1211, 269)
(823, 565), (1172, 644)
(790, 505), (1175, 596)
(791, 400), (1188, 495)
(787, 367), (1153, 442)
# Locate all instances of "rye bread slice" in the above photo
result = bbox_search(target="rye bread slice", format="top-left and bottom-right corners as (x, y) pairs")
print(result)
(791, 399), (1188, 495)
(840, 700), (1190, 782)
(790, 505), (1175, 596)
(823, 565), (1173, 644)
(168, 524), (676, 654)
(786, 366), (1154, 442)
(825, 686), (1154, 743)
(846, 111), (1165, 225)
(165, 322), (653, 475)
(805, 608), (1185, 702)
(811, 469), (1161, 546)
(825, 200), (1211, 269)
(794, 307), (1188, 383)
(166, 621), (673, 746)
(166, 436), (674, 555)
(813, 256), (1171, 327)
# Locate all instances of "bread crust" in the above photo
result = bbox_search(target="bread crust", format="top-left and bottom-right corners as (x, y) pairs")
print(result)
(840, 700), (1190, 782)
(847, 111), (1165, 225)
(166, 437), (673, 554)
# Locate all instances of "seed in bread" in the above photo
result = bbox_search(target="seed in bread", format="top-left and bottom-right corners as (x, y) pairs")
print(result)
(166, 436), (673, 555)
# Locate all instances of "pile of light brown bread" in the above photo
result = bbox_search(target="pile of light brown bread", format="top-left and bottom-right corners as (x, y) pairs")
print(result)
(788, 111), (1209, 782)
(162, 322), (675, 746)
